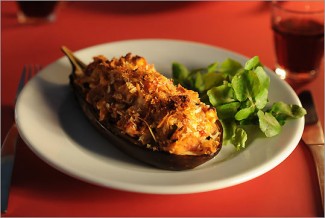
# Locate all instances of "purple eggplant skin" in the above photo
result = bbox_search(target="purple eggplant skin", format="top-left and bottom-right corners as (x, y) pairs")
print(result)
(63, 47), (223, 170)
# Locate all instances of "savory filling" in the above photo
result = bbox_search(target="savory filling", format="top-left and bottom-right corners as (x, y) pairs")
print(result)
(74, 53), (222, 155)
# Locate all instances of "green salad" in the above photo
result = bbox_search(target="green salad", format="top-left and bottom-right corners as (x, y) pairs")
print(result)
(172, 56), (306, 150)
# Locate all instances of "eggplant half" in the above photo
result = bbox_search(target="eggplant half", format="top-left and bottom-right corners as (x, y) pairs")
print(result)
(61, 46), (223, 170)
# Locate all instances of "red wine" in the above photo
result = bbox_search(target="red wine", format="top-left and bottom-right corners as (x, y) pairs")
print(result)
(273, 18), (324, 74)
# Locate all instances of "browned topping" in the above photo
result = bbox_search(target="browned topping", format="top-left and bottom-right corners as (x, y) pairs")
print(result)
(74, 53), (221, 155)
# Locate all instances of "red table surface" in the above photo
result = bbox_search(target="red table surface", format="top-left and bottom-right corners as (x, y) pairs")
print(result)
(1, 1), (324, 217)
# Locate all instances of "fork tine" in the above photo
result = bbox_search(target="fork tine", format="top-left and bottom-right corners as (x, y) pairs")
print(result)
(36, 64), (42, 73)
(32, 64), (41, 77)
(27, 65), (33, 80)
(15, 64), (41, 102)
(15, 65), (27, 100)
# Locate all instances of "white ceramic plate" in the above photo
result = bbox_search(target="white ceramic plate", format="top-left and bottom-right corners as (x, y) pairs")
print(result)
(16, 39), (304, 194)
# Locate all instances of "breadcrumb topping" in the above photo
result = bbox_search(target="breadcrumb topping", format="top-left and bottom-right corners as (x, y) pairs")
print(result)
(74, 53), (222, 155)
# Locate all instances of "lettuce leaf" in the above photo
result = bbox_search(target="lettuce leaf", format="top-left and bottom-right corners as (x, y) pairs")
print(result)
(172, 56), (306, 150)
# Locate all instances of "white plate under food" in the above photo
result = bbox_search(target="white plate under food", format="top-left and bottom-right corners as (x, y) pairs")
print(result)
(15, 39), (304, 194)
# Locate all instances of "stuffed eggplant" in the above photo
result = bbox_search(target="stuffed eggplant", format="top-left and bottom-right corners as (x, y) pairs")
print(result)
(61, 46), (223, 170)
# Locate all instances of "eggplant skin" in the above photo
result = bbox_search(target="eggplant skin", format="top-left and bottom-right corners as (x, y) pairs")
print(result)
(69, 75), (223, 170)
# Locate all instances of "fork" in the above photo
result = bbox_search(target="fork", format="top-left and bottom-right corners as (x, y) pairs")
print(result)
(1, 65), (41, 213)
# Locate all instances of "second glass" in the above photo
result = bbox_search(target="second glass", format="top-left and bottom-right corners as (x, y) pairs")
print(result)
(271, 1), (324, 83)
(16, 1), (58, 24)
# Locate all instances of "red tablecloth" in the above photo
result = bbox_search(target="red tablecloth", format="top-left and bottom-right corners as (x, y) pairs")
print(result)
(1, 1), (324, 216)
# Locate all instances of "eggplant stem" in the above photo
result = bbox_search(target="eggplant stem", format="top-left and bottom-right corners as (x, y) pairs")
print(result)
(61, 46), (87, 76)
